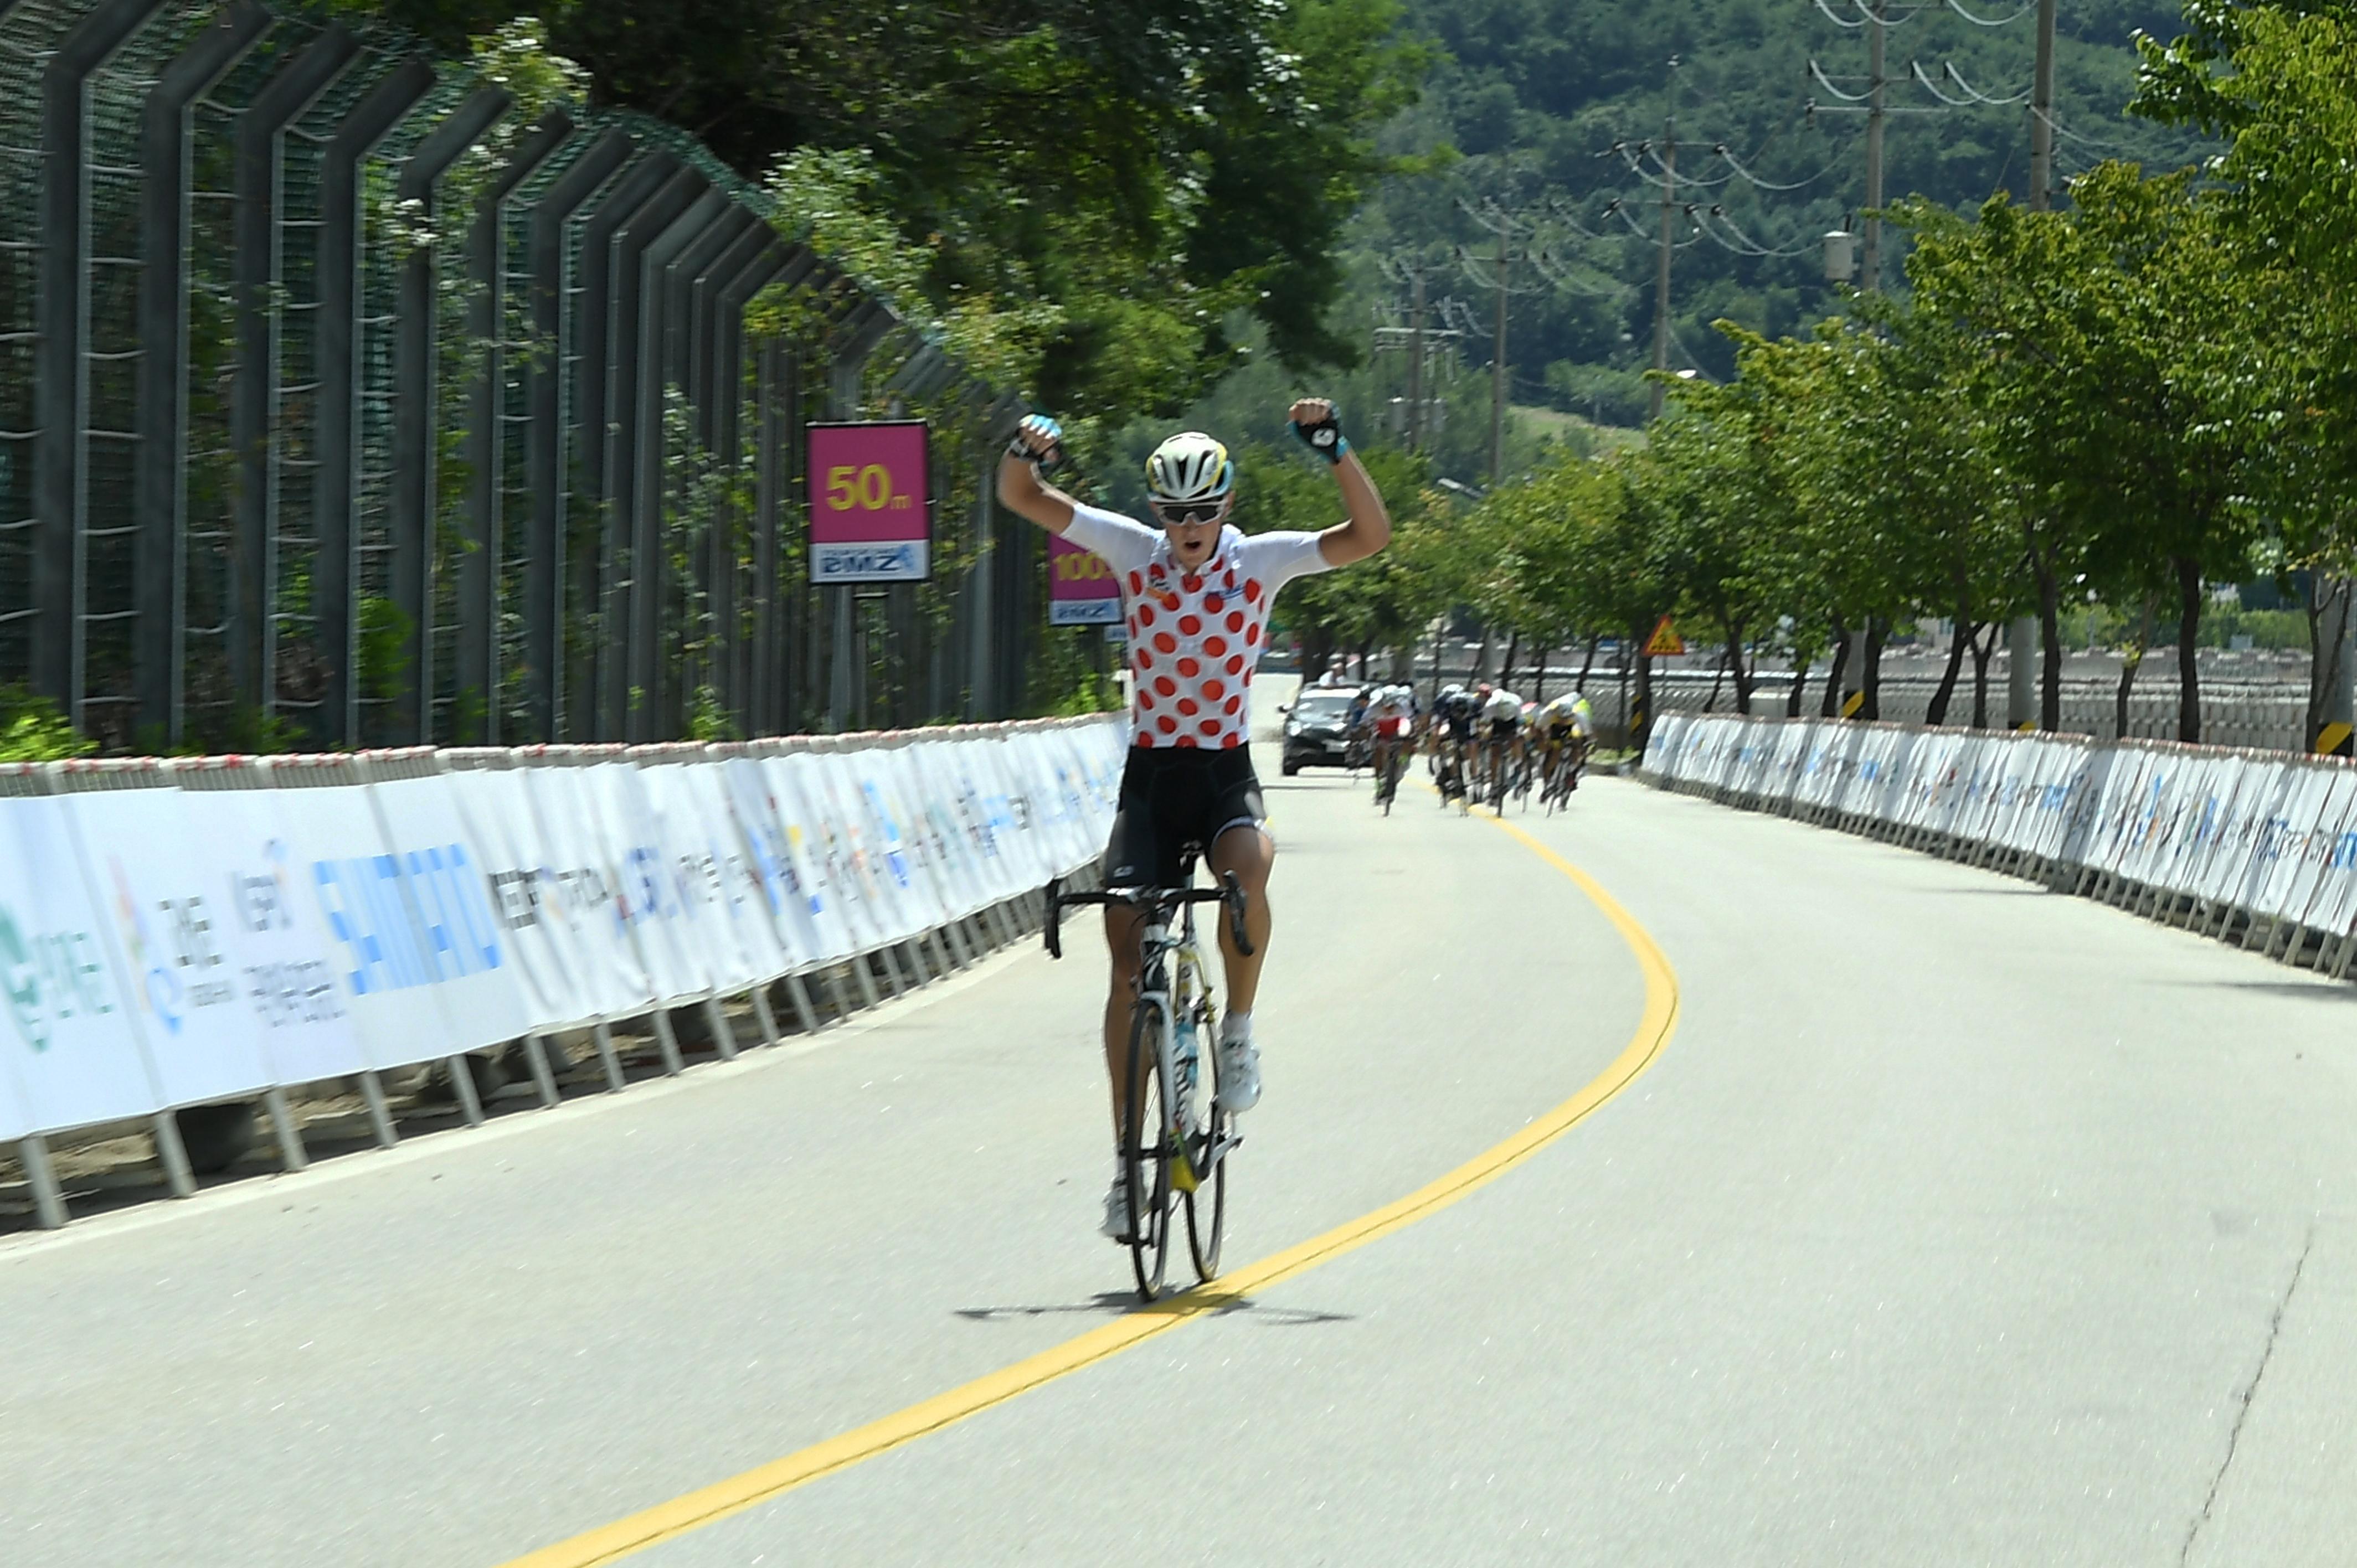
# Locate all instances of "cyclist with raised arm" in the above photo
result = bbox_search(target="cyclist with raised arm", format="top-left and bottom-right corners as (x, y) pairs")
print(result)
(997, 400), (1392, 1240)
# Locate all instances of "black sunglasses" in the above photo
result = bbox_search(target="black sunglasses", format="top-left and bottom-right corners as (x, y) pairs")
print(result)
(1152, 501), (1227, 527)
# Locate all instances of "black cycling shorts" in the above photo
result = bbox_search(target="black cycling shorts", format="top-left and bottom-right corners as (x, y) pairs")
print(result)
(1488, 718), (1520, 742)
(1103, 745), (1265, 889)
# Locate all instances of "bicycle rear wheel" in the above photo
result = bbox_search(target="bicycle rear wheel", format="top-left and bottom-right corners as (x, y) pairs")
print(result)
(1124, 1002), (1175, 1300)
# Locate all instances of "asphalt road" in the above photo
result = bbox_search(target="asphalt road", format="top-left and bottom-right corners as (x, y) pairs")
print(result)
(7, 703), (2357, 1565)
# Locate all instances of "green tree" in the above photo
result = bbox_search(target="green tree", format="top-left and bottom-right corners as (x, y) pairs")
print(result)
(360, 0), (1424, 424)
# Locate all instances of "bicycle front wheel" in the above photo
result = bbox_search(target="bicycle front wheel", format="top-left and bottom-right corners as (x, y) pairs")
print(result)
(1124, 1002), (1175, 1301)
(1183, 1097), (1229, 1282)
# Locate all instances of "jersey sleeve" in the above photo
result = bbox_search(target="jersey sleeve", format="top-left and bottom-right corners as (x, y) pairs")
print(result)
(1235, 529), (1332, 593)
(1059, 503), (1159, 577)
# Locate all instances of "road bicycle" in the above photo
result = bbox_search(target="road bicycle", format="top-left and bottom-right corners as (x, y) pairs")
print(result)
(1435, 735), (1471, 813)
(1541, 733), (1589, 814)
(1484, 734), (1516, 814)
(1046, 857), (1252, 1301)
(1371, 735), (1409, 814)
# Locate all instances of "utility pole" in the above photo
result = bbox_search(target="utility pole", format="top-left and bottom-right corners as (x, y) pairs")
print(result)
(2028, 0), (2056, 212)
(1649, 128), (1676, 420)
(1862, 0), (1886, 292)
(1406, 259), (1427, 451)
(1457, 200), (1544, 485)
(2008, 0), (2056, 728)
(1649, 59), (1681, 422)
(1490, 239), (1509, 485)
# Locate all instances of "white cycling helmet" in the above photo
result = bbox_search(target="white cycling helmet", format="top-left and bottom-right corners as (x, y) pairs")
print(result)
(1145, 431), (1235, 505)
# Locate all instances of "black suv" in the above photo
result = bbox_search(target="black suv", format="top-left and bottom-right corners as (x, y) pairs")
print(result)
(1280, 688), (1362, 775)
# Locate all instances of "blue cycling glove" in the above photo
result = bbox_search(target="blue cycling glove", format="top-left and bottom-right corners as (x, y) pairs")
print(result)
(1008, 413), (1063, 467)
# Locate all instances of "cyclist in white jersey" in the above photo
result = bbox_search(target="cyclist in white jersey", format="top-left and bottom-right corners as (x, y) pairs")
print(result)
(998, 399), (1393, 1240)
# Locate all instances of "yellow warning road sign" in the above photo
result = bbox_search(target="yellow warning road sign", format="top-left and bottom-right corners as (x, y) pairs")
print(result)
(1644, 616), (1685, 657)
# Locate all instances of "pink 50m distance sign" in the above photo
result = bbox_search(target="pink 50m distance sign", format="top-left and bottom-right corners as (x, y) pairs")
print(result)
(807, 420), (932, 584)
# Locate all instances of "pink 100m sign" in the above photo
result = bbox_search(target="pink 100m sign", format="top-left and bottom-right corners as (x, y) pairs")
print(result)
(806, 420), (932, 584)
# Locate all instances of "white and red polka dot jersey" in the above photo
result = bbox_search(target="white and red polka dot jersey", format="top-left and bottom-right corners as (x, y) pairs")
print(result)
(1061, 504), (1331, 749)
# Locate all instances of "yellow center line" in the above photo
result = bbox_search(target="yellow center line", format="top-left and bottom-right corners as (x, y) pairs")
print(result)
(497, 803), (1680, 1568)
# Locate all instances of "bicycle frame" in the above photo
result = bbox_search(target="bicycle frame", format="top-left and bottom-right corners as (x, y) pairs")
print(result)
(1043, 869), (1253, 1184)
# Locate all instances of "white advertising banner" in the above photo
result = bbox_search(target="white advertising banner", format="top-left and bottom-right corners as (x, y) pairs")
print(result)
(445, 768), (600, 1032)
(0, 718), (1128, 1144)
(715, 755), (826, 972)
(650, 761), (796, 989)
(800, 752), (903, 952)
(364, 775), (534, 1051)
(266, 785), (479, 1070)
(70, 789), (276, 1109)
(518, 764), (660, 1020)
(172, 788), (369, 1086)
(0, 796), (159, 1136)
(2269, 766), (2353, 927)
(590, 763), (712, 1004)
(760, 754), (862, 965)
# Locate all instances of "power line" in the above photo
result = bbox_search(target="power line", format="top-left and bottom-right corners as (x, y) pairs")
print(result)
(1623, 143), (1740, 188)
(1694, 205), (1819, 259)
(1942, 0), (2037, 25)
(1933, 61), (2030, 107)
(1712, 144), (1840, 192)
(2031, 104), (2130, 154)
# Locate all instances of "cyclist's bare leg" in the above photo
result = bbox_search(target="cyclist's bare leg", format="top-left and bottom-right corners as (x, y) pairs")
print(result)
(1101, 902), (1145, 1140)
(1207, 823), (1274, 1014)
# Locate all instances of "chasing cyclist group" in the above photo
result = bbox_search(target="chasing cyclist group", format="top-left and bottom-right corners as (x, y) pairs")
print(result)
(1316, 669), (1598, 812)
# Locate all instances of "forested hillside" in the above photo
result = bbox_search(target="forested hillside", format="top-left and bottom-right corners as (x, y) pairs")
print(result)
(1355, 0), (2211, 423)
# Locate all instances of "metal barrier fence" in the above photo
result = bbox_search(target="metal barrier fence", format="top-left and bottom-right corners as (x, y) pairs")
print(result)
(1576, 673), (2310, 755)
(1645, 710), (2357, 989)
(2, 0), (1052, 756)
(0, 713), (1119, 1229)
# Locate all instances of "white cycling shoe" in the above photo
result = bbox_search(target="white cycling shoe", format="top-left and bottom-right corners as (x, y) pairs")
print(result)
(1100, 1176), (1133, 1242)
(1215, 1019), (1262, 1113)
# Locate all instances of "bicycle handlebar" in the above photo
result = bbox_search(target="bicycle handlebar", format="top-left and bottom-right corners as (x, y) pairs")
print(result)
(1043, 871), (1254, 961)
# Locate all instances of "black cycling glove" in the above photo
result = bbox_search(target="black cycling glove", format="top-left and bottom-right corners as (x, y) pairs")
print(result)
(1290, 409), (1349, 466)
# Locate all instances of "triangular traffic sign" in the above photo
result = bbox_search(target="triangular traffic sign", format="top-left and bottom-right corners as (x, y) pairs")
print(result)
(1644, 615), (1685, 657)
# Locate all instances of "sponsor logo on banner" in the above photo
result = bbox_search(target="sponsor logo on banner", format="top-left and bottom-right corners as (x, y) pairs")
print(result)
(106, 860), (238, 1036)
(221, 832), (348, 1033)
(487, 864), (618, 932)
(617, 845), (667, 927)
(0, 905), (115, 1051)
(311, 844), (506, 995)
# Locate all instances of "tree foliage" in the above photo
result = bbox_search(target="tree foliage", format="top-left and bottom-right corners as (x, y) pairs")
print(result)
(359, 0), (1424, 426)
